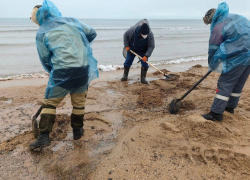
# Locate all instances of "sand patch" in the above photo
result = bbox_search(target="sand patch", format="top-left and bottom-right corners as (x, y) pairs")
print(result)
(1, 65), (250, 179)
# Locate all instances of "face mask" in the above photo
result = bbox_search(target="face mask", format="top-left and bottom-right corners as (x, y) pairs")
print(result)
(30, 7), (40, 26)
(141, 34), (148, 39)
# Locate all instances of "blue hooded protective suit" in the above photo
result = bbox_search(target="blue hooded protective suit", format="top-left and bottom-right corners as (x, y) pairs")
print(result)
(208, 2), (250, 74)
(36, 0), (99, 99)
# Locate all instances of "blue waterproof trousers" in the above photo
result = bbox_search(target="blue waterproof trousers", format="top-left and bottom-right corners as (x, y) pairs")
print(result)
(211, 65), (250, 114)
(124, 51), (149, 68)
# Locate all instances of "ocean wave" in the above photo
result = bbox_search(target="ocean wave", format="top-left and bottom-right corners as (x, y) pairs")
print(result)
(0, 72), (48, 81)
(0, 55), (207, 80)
(0, 29), (38, 33)
(155, 55), (208, 65)
(0, 25), (36, 28)
(98, 64), (123, 71)
(98, 55), (208, 72)
(94, 27), (193, 30)
(0, 27), (195, 33)
(0, 42), (34, 46)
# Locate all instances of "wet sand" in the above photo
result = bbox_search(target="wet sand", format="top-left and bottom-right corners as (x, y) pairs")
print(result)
(1, 61), (250, 180)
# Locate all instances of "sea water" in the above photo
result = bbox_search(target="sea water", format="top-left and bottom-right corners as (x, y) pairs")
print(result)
(0, 18), (210, 79)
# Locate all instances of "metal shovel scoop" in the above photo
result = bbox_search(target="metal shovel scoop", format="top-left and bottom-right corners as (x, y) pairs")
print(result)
(31, 105), (42, 138)
(122, 47), (178, 80)
(169, 71), (212, 114)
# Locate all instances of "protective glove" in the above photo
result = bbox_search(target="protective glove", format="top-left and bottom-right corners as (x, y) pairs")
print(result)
(142, 56), (148, 62)
(125, 46), (130, 51)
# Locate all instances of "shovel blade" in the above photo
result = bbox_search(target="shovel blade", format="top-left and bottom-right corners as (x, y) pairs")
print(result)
(32, 116), (39, 138)
(169, 98), (183, 114)
(164, 74), (180, 81)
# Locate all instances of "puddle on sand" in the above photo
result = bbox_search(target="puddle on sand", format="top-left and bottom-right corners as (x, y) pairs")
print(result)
(88, 113), (123, 156)
(128, 77), (162, 84)
(92, 81), (108, 88)
(92, 129), (117, 140)
(89, 141), (115, 157)
(5, 99), (13, 104)
(64, 132), (73, 140)
(106, 89), (124, 97)
(106, 89), (114, 95)
(51, 142), (66, 152)
(128, 80), (138, 84)
(146, 77), (163, 82)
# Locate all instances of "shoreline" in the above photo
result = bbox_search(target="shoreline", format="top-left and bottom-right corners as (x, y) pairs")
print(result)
(0, 60), (208, 88)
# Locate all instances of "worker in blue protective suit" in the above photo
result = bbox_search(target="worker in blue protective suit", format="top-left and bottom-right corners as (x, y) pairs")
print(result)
(202, 2), (250, 121)
(121, 19), (155, 84)
(29, 0), (99, 149)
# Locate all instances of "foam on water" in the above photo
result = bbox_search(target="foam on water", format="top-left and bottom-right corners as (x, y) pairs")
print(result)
(98, 64), (123, 71)
(0, 72), (48, 81)
(0, 55), (207, 81)
(98, 55), (208, 72)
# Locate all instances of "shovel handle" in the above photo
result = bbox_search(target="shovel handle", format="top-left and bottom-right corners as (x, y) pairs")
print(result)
(130, 50), (167, 76)
(35, 105), (43, 118)
(179, 71), (212, 101)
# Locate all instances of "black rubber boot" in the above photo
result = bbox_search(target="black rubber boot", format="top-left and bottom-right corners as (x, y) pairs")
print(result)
(202, 111), (223, 121)
(71, 113), (84, 140)
(29, 132), (50, 149)
(141, 67), (149, 84)
(73, 128), (84, 140)
(225, 107), (234, 114)
(121, 66), (130, 81)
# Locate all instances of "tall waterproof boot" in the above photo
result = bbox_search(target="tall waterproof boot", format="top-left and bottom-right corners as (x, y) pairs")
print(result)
(71, 114), (84, 140)
(141, 67), (149, 84)
(29, 113), (56, 149)
(73, 128), (84, 140)
(29, 132), (50, 149)
(225, 107), (234, 114)
(121, 66), (130, 81)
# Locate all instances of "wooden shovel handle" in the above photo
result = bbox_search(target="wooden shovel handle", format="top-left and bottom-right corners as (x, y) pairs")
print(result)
(129, 50), (165, 76)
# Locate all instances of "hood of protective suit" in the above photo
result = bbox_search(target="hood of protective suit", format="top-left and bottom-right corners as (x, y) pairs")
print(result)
(35, 0), (98, 99)
(36, 0), (62, 25)
(211, 2), (229, 30)
(208, 2), (250, 74)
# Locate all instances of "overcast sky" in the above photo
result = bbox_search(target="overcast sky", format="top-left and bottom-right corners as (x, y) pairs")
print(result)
(1, 0), (250, 19)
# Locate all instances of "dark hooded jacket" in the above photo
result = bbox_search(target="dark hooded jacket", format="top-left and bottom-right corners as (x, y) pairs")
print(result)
(123, 19), (155, 57)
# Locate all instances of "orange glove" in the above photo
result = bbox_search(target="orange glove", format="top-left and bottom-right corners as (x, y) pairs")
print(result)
(142, 56), (148, 62)
(125, 46), (130, 51)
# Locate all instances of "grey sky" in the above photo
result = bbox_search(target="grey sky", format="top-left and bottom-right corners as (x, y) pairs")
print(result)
(1, 0), (250, 19)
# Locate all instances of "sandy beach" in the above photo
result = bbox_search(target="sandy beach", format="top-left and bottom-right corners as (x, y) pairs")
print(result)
(1, 61), (250, 180)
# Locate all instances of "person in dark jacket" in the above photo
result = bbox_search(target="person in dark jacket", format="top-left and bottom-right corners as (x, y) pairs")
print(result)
(202, 2), (250, 121)
(121, 19), (155, 84)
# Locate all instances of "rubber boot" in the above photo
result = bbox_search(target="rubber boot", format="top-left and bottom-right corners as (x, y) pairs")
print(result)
(39, 113), (56, 133)
(71, 114), (84, 140)
(225, 107), (234, 114)
(29, 132), (50, 149)
(141, 67), (149, 84)
(73, 128), (84, 140)
(121, 66), (130, 81)
(201, 111), (223, 121)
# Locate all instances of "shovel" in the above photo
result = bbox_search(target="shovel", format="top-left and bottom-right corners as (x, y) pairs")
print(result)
(31, 105), (42, 138)
(122, 47), (178, 80)
(169, 71), (212, 114)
